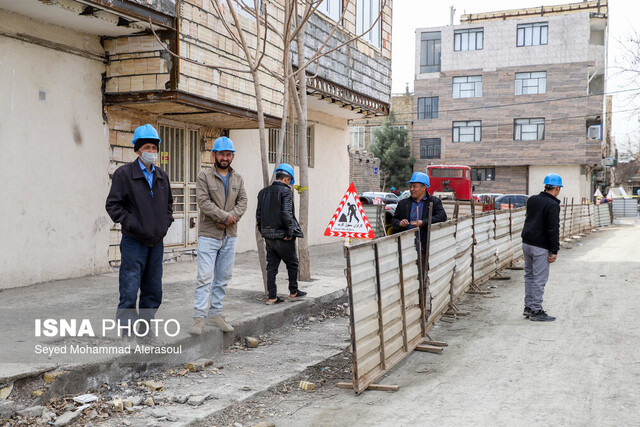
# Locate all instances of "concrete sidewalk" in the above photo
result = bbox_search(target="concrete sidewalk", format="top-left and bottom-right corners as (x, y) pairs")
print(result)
(0, 241), (348, 396)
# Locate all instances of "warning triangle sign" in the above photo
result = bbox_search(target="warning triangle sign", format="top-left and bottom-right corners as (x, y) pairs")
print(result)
(324, 183), (375, 239)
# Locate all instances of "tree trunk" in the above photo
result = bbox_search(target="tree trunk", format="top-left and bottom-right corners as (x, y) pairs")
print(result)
(295, 19), (311, 282)
(251, 69), (270, 296)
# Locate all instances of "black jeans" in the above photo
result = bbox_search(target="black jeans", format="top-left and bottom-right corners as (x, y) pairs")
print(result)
(265, 238), (299, 299)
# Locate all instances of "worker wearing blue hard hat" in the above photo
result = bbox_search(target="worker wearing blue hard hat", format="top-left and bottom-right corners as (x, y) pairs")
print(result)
(256, 163), (306, 304)
(106, 124), (174, 340)
(189, 136), (247, 335)
(391, 170), (447, 265)
(520, 173), (563, 322)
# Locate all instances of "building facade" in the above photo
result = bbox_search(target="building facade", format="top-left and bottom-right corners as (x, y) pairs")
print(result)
(0, 0), (392, 289)
(348, 91), (413, 192)
(413, 0), (608, 202)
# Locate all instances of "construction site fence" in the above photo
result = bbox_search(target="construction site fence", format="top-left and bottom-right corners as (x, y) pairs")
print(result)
(344, 203), (597, 393)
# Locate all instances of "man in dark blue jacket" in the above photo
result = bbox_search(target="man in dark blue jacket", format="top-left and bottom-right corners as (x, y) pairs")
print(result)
(391, 172), (447, 260)
(256, 163), (305, 304)
(105, 124), (174, 338)
(521, 173), (562, 322)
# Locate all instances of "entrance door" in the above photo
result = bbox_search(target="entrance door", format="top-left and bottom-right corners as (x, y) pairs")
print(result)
(159, 124), (200, 248)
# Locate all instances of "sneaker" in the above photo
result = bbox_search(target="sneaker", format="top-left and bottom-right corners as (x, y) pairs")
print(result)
(530, 310), (556, 322)
(188, 318), (205, 335)
(205, 315), (234, 332)
(523, 306), (532, 318)
(289, 290), (307, 299)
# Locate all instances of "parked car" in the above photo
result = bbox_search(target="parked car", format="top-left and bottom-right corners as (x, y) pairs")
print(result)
(399, 190), (410, 200)
(494, 194), (529, 209)
(361, 192), (400, 205)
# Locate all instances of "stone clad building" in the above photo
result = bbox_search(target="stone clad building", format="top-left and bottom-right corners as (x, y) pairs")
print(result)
(413, 0), (608, 202)
(0, 0), (392, 288)
(348, 90), (413, 192)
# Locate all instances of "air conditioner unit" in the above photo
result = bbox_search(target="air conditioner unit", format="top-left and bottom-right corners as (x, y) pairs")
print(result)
(588, 125), (602, 140)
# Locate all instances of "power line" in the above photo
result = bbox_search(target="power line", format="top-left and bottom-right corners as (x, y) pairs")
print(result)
(382, 87), (640, 119)
(403, 107), (639, 135)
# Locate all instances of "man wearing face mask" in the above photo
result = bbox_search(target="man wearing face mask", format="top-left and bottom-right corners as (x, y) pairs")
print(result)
(106, 124), (174, 340)
(188, 136), (247, 335)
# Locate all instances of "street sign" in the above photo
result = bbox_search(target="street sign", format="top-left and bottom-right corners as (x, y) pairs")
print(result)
(324, 183), (375, 239)
(373, 167), (378, 175)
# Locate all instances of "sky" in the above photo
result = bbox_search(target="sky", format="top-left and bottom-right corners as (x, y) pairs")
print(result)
(391, 0), (640, 150)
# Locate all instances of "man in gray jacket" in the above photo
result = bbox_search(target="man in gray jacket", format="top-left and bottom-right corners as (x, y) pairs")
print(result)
(189, 136), (247, 335)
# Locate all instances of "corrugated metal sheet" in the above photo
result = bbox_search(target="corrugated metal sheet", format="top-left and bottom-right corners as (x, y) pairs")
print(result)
(363, 205), (386, 237)
(612, 198), (637, 218)
(426, 221), (457, 327)
(344, 202), (602, 393)
(345, 229), (425, 394)
(595, 203), (611, 226)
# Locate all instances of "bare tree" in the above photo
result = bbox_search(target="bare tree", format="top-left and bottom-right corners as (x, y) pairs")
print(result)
(152, 0), (388, 285)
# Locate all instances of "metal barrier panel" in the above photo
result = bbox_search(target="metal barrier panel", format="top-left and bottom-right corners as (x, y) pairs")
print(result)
(452, 216), (473, 302)
(345, 229), (425, 394)
(495, 211), (512, 270)
(363, 204), (385, 237)
(473, 212), (496, 284)
(511, 208), (526, 259)
(610, 198), (637, 218)
(426, 221), (457, 328)
(595, 203), (610, 226)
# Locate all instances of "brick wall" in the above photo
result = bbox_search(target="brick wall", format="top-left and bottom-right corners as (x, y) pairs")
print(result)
(350, 150), (381, 193)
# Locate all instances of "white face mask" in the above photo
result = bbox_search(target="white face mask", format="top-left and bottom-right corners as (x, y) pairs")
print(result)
(140, 151), (157, 165)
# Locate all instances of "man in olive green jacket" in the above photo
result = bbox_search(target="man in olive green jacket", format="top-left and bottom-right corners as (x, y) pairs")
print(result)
(189, 136), (247, 335)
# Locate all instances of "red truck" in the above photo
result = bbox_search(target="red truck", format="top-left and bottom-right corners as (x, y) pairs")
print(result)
(426, 165), (473, 201)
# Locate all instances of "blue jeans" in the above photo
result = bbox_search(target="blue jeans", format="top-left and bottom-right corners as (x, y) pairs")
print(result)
(117, 234), (164, 328)
(194, 235), (237, 319)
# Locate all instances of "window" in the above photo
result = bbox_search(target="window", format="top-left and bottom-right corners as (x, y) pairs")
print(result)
(356, 0), (381, 48)
(418, 97), (439, 119)
(517, 22), (548, 47)
(453, 121), (482, 142)
(420, 31), (441, 73)
(472, 168), (495, 181)
(515, 71), (546, 95)
(514, 118), (545, 141)
(453, 76), (482, 98)
(268, 126), (314, 166)
(349, 126), (366, 150)
(454, 28), (483, 51)
(318, 0), (342, 21)
(420, 138), (441, 159)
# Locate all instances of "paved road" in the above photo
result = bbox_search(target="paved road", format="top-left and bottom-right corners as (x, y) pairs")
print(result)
(267, 223), (640, 426)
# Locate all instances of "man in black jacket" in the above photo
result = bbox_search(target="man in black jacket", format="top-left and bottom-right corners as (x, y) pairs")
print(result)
(256, 163), (305, 304)
(105, 124), (174, 337)
(391, 172), (447, 261)
(521, 173), (562, 322)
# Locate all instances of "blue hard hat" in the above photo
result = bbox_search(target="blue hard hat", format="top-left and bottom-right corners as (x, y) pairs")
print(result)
(274, 163), (295, 185)
(637, 189), (640, 196)
(543, 173), (563, 187)
(212, 136), (235, 153)
(407, 172), (430, 187)
(132, 124), (161, 146)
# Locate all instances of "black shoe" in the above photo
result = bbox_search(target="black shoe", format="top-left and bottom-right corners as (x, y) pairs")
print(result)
(289, 290), (307, 300)
(530, 310), (556, 322)
(523, 306), (532, 318)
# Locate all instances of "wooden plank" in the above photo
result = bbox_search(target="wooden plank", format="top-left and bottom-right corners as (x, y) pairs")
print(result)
(426, 340), (448, 347)
(373, 243), (386, 370)
(415, 344), (444, 354)
(397, 235), (409, 352)
(337, 382), (399, 392)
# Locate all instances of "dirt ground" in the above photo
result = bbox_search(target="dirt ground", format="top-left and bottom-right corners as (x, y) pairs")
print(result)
(202, 223), (640, 427)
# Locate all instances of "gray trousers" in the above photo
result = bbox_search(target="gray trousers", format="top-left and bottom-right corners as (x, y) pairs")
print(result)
(522, 243), (551, 311)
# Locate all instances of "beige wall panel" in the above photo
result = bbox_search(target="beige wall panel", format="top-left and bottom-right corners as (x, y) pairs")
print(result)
(0, 27), (110, 289)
